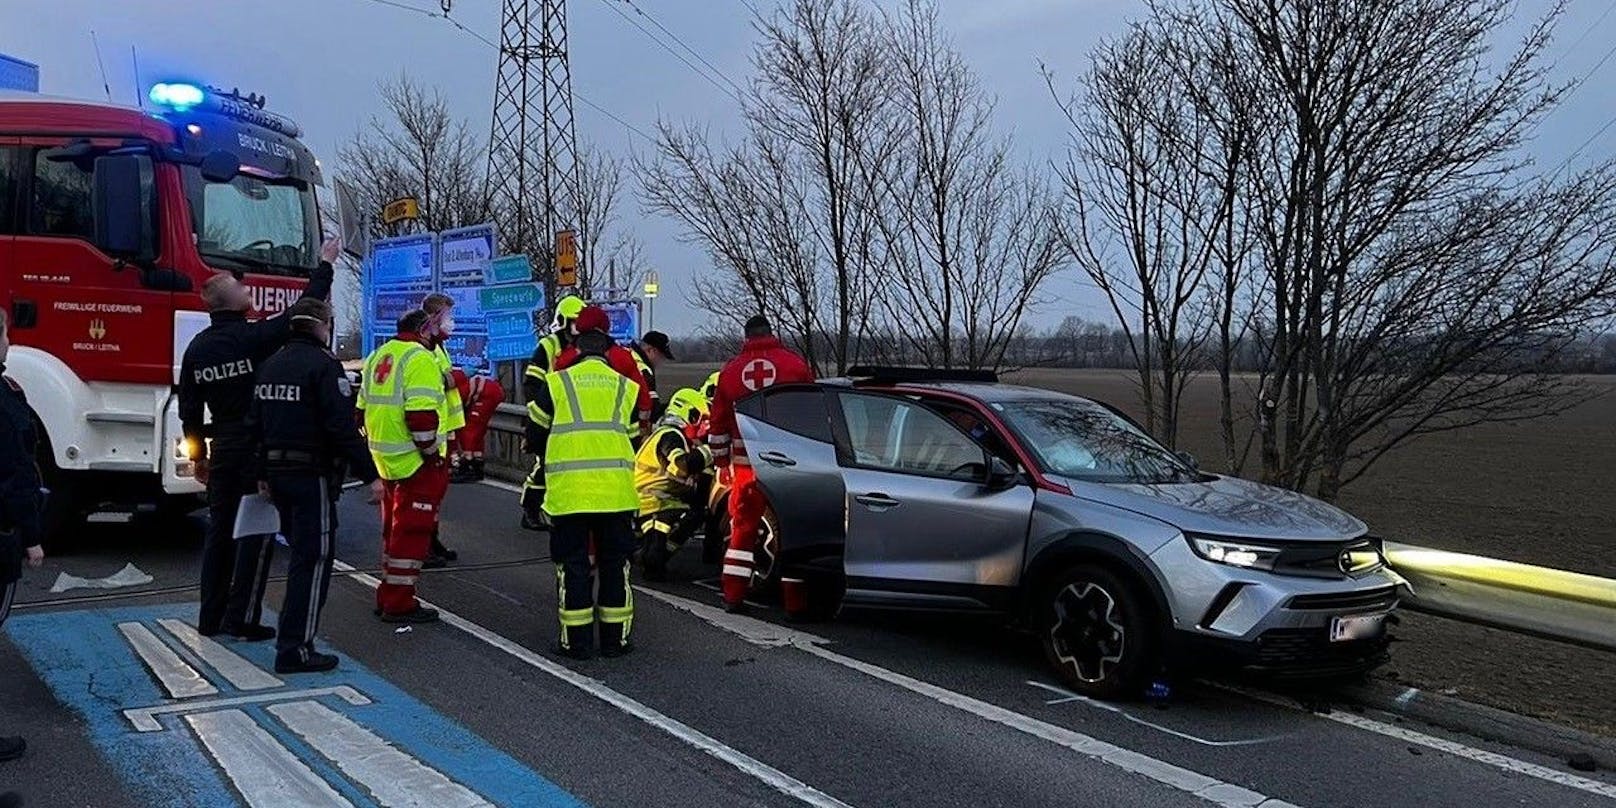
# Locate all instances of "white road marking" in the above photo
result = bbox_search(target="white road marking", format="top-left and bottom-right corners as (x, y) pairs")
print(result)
(480, 479), (523, 494)
(186, 709), (355, 807)
(118, 622), (218, 698)
(1212, 683), (1616, 801)
(1026, 681), (1288, 748)
(269, 701), (491, 808)
(331, 560), (855, 808)
(124, 685), (372, 732)
(158, 619), (284, 691)
(634, 587), (1298, 808)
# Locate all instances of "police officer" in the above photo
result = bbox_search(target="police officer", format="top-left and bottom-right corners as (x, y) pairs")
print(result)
(180, 237), (339, 639)
(528, 322), (641, 659)
(0, 309), (45, 766)
(251, 299), (382, 673)
(520, 294), (585, 531)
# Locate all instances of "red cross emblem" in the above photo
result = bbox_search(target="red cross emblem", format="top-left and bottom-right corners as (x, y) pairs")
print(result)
(374, 354), (396, 385)
(741, 359), (777, 391)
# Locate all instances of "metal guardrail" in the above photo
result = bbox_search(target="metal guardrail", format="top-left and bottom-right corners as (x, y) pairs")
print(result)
(484, 403), (1616, 653)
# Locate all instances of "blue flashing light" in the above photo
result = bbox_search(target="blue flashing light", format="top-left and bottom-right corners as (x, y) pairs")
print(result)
(149, 82), (205, 110)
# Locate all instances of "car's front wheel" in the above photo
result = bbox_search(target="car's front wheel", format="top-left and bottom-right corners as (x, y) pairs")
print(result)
(1039, 564), (1158, 700)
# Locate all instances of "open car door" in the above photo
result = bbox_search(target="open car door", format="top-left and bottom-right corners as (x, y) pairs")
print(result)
(733, 384), (846, 576)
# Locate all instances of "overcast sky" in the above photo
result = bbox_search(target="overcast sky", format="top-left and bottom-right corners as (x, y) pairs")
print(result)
(3, 0), (1614, 336)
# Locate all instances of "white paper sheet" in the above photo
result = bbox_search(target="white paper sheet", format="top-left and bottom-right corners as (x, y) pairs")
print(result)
(233, 494), (281, 539)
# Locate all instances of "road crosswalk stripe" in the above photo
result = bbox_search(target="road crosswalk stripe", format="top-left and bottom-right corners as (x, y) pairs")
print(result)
(185, 709), (355, 807)
(117, 621), (218, 698)
(158, 619), (285, 691)
(269, 701), (493, 808)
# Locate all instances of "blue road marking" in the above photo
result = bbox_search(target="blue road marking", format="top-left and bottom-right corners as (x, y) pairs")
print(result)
(3, 602), (585, 808)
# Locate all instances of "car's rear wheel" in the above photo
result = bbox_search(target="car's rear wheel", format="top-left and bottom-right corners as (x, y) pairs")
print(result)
(1039, 564), (1158, 700)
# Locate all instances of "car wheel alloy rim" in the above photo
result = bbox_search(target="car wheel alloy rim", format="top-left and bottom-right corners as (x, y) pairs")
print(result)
(1050, 582), (1126, 684)
(751, 517), (778, 587)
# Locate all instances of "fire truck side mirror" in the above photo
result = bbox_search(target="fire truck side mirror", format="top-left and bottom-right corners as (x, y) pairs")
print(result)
(199, 150), (240, 184)
(92, 154), (157, 262)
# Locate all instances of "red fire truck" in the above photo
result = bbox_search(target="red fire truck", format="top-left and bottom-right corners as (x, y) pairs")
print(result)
(0, 82), (323, 539)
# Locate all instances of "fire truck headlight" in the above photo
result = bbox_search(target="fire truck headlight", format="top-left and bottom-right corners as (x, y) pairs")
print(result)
(150, 82), (205, 111)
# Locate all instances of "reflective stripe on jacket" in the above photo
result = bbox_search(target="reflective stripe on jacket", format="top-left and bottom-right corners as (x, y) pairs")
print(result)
(362, 339), (446, 480)
(541, 357), (638, 516)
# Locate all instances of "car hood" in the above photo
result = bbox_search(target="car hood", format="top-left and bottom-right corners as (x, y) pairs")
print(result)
(1059, 474), (1367, 542)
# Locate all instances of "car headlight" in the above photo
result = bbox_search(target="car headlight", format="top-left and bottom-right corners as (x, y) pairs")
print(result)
(1189, 536), (1282, 571)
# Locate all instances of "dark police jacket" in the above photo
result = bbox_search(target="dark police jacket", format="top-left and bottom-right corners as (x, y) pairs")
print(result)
(179, 263), (334, 462)
(250, 333), (378, 484)
(0, 369), (44, 586)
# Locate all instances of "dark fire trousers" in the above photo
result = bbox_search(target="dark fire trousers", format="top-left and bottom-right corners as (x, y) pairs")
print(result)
(550, 511), (637, 652)
(199, 446), (273, 634)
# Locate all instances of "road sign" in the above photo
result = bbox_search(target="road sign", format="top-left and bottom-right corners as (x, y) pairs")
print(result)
(487, 333), (538, 362)
(555, 229), (578, 287)
(444, 333), (491, 374)
(333, 180), (366, 259)
(364, 233), (436, 357)
(489, 254), (533, 285)
(480, 283), (545, 313)
(596, 301), (640, 345)
(381, 196), (420, 225)
(487, 310), (536, 339)
(0, 52), (38, 92)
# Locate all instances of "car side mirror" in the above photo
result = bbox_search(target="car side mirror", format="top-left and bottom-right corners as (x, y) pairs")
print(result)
(92, 154), (156, 261)
(1176, 450), (1199, 470)
(983, 455), (1017, 490)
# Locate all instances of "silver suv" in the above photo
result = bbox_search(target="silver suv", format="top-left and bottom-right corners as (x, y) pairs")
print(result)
(730, 368), (1402, 699)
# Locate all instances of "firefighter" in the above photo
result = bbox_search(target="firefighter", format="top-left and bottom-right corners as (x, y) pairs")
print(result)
(360, 309), (448, 624)
(520, 294), (586, 531)
(527, 321), (641, 660)
(709, 315), (815, 614)
(419, 293), (465, 567)
(635, 388), (711, 582)
(180, 236), (339, 640)
(627, 331), (675, 420)
(554, 306), (654, 438)
(251, 299), (383, 673)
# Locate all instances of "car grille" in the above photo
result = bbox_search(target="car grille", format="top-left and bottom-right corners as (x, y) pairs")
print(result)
(1274, 540), (1382, 579)
(1286, 586), (1399, 612)
(1250, 628), (1389, 678)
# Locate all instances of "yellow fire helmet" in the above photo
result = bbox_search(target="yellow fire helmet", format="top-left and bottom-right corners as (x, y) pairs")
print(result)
(701, 371), (721, 403)
(665, 387), (710, 426)
(552, 295), (586, 330)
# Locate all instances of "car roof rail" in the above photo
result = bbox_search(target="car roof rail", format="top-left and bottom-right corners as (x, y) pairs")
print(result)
(845, 365), (999, 386)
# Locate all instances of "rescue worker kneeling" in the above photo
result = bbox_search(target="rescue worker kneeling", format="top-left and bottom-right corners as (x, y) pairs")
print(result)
(636, 388), (712, 582)
(528, 324), (641, 659)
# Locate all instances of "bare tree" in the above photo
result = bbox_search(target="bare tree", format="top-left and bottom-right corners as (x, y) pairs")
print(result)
(866, 0), (1065, 371)
(1071, 0), (1616, 499)
(1050, 24), (1236, 448)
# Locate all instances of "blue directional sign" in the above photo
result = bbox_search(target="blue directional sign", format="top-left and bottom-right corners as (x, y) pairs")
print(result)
(488, 334), (540, 362)
(597, 300), (641, 345)
(488, 254), (533, 285)
(480, 283), (545, 313)
(444, 333), (491, 374)
(364, 233), (436, 355)
(487, 310), (537, 339)
(3, 603), (581, 807)
(437, 224), (495, 335)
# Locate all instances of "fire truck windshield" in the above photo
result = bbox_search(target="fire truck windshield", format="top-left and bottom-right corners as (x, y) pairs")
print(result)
(182, 165), (320, 277)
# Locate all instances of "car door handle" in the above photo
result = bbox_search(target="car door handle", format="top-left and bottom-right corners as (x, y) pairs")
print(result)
(756, 451), (797, 467)
(855, 493), (899, 509)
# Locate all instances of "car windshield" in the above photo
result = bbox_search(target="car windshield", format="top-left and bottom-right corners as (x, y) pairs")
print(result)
(991, 398), (1199, 484)
(183, 165), (319, 276)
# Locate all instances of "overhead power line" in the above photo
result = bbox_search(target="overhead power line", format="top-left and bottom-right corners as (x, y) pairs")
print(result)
(614, 0), (747, 97)
(592, 0), (745, 104)
(351, 0), (655, 143)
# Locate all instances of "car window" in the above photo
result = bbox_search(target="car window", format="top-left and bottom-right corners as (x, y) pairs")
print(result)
(0, 147), (16, 232)
(838, 393), (983, 480)
(761, 388), (832, 443)
(30, 150), (95, 238)
(992, 398), (1197, 484)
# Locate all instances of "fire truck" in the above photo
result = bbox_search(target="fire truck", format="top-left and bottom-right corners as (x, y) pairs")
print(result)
(0, 82), (323, 540)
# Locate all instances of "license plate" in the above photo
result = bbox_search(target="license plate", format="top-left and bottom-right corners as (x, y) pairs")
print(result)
(1330, 613), (1388, 642)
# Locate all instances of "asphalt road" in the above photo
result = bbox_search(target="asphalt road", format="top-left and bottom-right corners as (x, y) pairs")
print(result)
(3, 481), (1614, 807)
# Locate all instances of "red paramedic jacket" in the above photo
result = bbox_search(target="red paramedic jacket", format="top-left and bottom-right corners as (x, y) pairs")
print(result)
(708, 335), (815, 469)
(554, 342), (654, 430)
